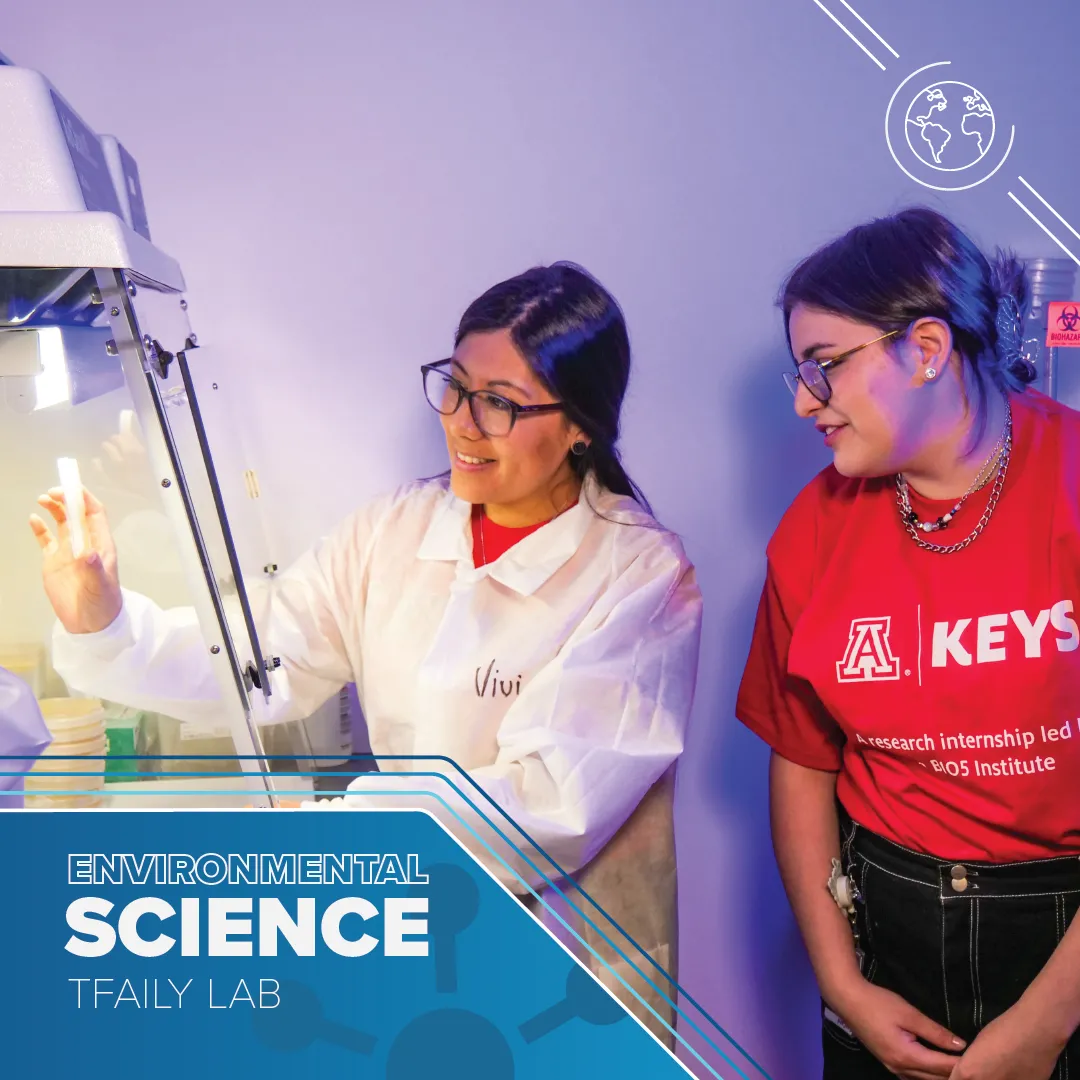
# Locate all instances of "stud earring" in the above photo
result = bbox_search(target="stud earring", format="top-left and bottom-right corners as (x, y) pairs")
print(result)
(571, 441), (588, 456)
(925, 367), (937, 381)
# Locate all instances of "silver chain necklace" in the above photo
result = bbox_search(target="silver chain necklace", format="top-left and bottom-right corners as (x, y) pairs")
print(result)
(894, 399), (1012, 555)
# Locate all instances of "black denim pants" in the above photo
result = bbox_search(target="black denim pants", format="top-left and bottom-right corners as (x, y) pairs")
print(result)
(822, 808), (1080, 1079)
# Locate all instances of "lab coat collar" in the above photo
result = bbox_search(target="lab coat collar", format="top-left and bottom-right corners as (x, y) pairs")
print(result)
(416, 475), (606, 596)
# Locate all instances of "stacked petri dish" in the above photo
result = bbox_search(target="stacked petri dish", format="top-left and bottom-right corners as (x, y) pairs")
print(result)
(25, 697), (107, 808)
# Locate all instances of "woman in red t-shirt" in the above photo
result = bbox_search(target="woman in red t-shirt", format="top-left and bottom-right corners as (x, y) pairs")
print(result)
(737, 207), (1080, 1080)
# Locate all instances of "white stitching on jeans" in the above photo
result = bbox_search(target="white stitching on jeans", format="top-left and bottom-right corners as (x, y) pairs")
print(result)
(1038, 897), (1073, 1080)
(943, 888), (1080, 902)
(854, 852), (938, 890)
(1058, 903), (1068, 1080)
(851, 829), (1080, 1074)
(941, 883), (952, 1031)
(842, 820), (858, 876)
(968, 901), (977, 1031)
(974, 899), (983, 1029)
(859, 857), (876, 956)
(848, 859), (1080, 899)
(955, 855), (1080, 868)
(972, 902), (980, 1028)
(1057, 898), (1068, 1080)
(858, 829), (1080, 868)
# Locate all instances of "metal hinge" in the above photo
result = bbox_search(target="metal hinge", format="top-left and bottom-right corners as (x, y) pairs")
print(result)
(244, 656), (281, 691)
(142, 334), (197, 379)
(141, 335), (174, 379)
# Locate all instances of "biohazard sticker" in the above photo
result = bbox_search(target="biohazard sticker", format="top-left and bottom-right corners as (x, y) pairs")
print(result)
(1046, 302), (1080, 348)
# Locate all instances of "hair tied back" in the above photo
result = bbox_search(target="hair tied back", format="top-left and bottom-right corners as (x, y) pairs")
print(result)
(995, 293), (1037, 385)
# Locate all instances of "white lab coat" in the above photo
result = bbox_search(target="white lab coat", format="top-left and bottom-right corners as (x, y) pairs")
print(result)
(52, 474), (703, 1040)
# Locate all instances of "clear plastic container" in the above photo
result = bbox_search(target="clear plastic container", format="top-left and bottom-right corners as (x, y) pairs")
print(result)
(150, 714), (240, 775)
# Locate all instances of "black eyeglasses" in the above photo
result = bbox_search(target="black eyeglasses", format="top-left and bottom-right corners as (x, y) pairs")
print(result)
(421, 359), (565, 438)
(783, 329), (902, 404)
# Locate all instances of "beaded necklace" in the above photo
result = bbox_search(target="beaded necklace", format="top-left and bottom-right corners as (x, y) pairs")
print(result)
(894, 398), (1012, 555)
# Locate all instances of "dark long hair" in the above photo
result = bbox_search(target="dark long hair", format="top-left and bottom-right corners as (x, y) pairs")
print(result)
(455, 262), (650, 512)
(779, 207), (1035, 436)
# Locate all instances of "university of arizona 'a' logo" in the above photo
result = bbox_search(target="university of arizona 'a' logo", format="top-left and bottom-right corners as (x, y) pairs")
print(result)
(836, 617), (901, 683)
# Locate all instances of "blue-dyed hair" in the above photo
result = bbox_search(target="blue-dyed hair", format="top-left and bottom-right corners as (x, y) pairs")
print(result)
(455, 262), (650, 512)
(779, 207), (1035, 432)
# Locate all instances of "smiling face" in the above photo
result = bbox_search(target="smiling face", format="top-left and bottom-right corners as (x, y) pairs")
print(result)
(441, 328), (586, 525)
(787, 304), (954, 478)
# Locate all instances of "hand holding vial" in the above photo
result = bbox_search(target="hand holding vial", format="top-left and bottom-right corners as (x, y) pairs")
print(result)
(30, 462), (123, 635)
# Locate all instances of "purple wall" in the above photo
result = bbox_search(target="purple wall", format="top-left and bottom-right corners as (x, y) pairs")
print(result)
(8, 2), (1079, 1075)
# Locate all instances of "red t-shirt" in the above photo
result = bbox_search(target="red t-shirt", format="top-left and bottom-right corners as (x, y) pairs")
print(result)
(471, 504), (553, 566)
(736, 390), (1080, 861)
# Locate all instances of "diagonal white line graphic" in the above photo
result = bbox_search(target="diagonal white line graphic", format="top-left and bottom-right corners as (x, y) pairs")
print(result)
(1018, 176), (1080, 245)
(1008, 192), (1080, 268)
(811, 0), (886, 70)
(836, 0), (899, 58)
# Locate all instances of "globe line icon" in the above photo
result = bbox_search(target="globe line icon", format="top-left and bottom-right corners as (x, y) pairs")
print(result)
(905, 80), (995, 173)
(884, 60), (1016, 193)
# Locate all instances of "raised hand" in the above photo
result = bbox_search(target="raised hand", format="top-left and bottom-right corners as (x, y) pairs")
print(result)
(30, 486), (123, 635)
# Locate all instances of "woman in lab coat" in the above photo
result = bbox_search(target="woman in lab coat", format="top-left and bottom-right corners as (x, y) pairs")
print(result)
(31, 262), (703, 1042)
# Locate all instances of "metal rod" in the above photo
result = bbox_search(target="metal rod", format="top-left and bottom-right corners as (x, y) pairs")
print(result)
(174, 348), (272, 702)
(104, 268), (275, 798)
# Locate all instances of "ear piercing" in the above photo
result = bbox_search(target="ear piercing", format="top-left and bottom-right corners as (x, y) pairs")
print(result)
(925, 367), (937, 381)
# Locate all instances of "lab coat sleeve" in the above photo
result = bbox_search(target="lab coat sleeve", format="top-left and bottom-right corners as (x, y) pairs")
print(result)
(50, 588), (228, 723)
(316, 543), (704, 895)
(50, 492), (395, 725)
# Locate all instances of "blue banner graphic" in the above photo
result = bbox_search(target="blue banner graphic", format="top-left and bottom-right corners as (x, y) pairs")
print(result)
(0, 809), (693, 1078)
